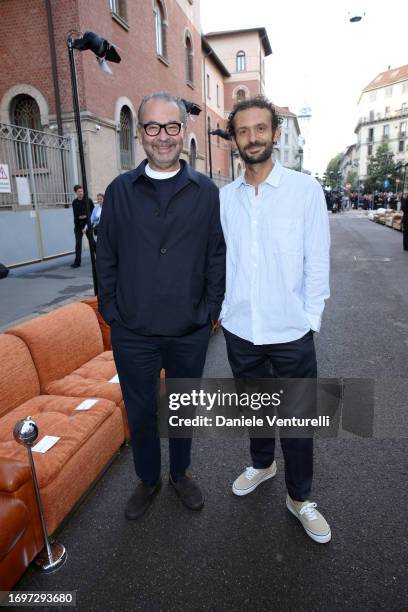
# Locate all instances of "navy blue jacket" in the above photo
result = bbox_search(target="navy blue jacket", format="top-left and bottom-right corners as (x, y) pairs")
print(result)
(96, 160), (226, 336)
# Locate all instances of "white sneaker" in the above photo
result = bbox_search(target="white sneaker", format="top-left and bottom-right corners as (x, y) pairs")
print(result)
(286, 495), (331, 543)
(232, 462), (277, 496)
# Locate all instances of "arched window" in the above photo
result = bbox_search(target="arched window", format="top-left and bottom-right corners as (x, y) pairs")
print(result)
(119, 106), (134, 170)
(236, 88), (246, 102)
(236, 50), (246, 72)
(11, 94), (41, 130)
(155, 1), (167, 58)
(11, 94), (44, 169)
(185, 34), (194, 84)
(189, 138), (197, 169)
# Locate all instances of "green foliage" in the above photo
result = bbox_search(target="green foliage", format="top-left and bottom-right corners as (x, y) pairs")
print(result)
(364, 141), (397, 193)
(325, 153), (342, 177)
(345, 169), (358, 190)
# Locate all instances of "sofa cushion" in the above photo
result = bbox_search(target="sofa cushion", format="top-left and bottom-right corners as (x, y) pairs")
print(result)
(0, 496), (28, 561)
(82, 297), (111, 350)
(0, 335), (40, 418)
(0, 395), (119, 489)
(6, 303), (104, 390)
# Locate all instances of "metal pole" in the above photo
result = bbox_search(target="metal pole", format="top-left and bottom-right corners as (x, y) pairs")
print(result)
(26, 127), (45, 260)
(207, 128), (213, 179)
(67, 37), (98, 295)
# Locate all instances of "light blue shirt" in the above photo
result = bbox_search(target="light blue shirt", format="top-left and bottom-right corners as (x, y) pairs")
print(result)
(220, 160), (330, 345)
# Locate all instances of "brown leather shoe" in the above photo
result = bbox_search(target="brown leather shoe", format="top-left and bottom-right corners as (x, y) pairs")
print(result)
(125, 478), (161, 520)
(169, 474), (204, 510)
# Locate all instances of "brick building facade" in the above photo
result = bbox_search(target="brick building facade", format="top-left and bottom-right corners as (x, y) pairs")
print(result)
(0, 1), (273, 198)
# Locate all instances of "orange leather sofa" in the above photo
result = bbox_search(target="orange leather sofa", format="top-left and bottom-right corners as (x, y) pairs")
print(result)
(0, 302), (126, 590)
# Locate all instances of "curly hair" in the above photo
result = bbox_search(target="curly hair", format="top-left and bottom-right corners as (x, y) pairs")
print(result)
(226, 95), (282, 138)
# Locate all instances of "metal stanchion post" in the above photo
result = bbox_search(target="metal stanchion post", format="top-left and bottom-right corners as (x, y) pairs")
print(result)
(13, 417), (67, 572)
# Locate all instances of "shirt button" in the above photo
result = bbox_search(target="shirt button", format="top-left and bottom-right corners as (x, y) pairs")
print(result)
(160, 248), (167, 254)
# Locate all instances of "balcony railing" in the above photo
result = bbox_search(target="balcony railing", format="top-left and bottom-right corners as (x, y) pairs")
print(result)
(355, 107), (408, 130)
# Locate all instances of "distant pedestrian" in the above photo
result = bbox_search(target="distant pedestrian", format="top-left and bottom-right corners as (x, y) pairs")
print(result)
(401, 192), (408, 251)
(90, 193), (104, 238)
(71, 185), (94, 268)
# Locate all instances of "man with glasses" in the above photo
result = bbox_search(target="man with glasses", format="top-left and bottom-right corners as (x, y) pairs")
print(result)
(96, 92), (225, 519)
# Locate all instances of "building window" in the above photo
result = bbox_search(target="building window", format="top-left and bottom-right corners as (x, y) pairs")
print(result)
(11, 94), (45, 169)
(369, 91), (377, 102)
(400, 122), (406, 136)
(385, 106), (390, 115)
(236, 88), (246, 102)
(284, 150), (289, 163)
(236, 50), (246, 72)
(109, 0), (127, 21)
(206, 74), (210, 98)
(369, 110), (374, 121)
(154, 1), (167, 59)
(119, 106), (134, 170)
(284, 133), (289, 145)
(368, 127), (374, 142)
(12, 94), (41, 130)
(402, 102), (408, 112)
(399, 140), (405, 153)
(216, 84), (220, 107)
(185, 33), (193, 84)
(385, 86), (393, 97)
(367, 145), (372, 157)
(189, 138), (197, 169)
(383, 124), (390, 139)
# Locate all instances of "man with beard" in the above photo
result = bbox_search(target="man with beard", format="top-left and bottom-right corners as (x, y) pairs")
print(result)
(220, 96), (331, 543)
(96, 92), (225, 519)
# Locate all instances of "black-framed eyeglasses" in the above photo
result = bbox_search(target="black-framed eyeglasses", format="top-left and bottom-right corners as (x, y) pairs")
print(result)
(143, 122), (184, 137)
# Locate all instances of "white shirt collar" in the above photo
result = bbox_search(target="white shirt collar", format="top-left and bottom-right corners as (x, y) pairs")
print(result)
(236, 159), (284, 189)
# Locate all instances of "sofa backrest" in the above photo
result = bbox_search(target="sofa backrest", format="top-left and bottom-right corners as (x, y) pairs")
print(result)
(81, 297), (111, 351)
(6, 303), (104, 390)
(0, 335), (40, 418)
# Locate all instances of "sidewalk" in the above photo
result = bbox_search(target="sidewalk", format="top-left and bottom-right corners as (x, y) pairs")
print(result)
(0, 253), (94, 331)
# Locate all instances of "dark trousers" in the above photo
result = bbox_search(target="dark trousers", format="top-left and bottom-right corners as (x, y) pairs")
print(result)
(223, 327), (317, 501)
(111, 322), (211, 486)
(74, 224), (90, 265)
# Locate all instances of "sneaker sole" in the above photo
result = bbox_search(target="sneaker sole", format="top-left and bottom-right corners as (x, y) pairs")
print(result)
(232, 463), (277, 497)
(286, 499), (331, 544)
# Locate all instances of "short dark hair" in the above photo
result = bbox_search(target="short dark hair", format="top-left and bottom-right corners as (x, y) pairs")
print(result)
(137, 92), (187, 125)
(97, 193), (104, 198)
(226, 95), (282, 138)
(74, 184), (83, 192)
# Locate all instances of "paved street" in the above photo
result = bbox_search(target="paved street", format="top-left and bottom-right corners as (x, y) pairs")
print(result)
(5, 211), (408, 611)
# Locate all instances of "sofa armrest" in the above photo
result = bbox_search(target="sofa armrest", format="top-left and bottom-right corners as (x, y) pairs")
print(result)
(0, 458), (31, 493)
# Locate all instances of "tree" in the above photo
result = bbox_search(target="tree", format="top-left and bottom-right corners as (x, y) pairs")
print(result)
(325, 153), (342, 187)
(345, 169), (358, 190)
(364, 141), (397, 193)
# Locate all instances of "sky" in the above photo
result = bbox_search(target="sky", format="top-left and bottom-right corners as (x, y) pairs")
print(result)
(200, 0), (408, 175)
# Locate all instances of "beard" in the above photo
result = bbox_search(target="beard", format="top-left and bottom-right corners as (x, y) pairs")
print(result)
(237, 140), (274, 165)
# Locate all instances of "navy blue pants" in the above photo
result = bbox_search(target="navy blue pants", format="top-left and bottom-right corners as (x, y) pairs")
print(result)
(223, 327), (317, 501)
(111, 322), (211, 486)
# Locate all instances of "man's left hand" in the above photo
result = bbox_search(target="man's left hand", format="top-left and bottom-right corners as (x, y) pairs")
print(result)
(211, 320), (221, 334)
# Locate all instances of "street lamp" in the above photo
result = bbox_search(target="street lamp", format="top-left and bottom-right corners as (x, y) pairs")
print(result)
(66, 31), (121, 295)
(207, 127), (235, 180)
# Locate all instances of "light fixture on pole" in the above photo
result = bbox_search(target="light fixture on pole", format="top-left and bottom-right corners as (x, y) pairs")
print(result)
(66, 31), (121, 295)
(208, 127), (235, 180)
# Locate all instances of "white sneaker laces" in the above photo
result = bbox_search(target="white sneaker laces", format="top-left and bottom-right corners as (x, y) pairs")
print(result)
(299, 502), (318, 521)
(245, 467), (259, 480)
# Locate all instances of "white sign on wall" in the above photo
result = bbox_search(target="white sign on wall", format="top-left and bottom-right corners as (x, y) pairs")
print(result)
(0, 164), (11, 193)
(16, 176), (31, 206)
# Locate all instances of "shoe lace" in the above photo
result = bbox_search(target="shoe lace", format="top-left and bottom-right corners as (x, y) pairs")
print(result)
(245, 467), (259, 480)
(299, 502), (318, 521)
